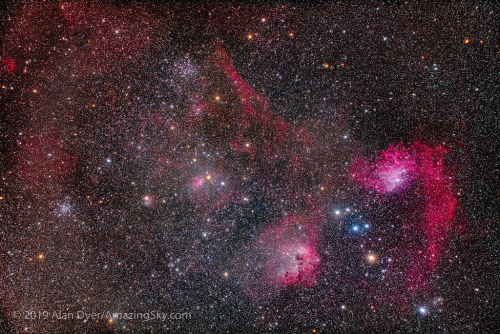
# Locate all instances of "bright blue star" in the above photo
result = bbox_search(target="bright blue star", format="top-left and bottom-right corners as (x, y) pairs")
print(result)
(418, 306), (428, 316)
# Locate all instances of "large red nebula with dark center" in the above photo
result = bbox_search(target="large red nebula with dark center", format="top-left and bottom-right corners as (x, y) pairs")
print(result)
(353, 142), (459, 293)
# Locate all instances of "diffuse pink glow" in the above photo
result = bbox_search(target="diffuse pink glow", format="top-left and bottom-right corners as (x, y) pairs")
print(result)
(408, 144), (457, 292)
(208, 46), (460, 300)
(259, 215), (320, 287)
(212, 44), (288, 143)
(1, 56), (16, 74)
(353, 143), (416, 193)
(240, 214), (321, 300)
(190, 176), (205, 190)
(274, 243), (320, 286)
(0, 2), (485, 331)
(353, 142), (459, 292)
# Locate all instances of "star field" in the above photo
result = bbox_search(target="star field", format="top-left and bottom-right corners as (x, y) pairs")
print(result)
(0, 2), (498, 333)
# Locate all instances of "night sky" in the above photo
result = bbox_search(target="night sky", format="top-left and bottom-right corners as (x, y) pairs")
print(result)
(0, 2), (498, 333)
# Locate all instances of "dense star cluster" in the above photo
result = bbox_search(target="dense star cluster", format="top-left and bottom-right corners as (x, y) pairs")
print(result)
(0, 2), (498, 333)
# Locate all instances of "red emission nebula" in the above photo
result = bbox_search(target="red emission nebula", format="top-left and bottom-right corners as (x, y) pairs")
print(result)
(0, 1), (495, 333)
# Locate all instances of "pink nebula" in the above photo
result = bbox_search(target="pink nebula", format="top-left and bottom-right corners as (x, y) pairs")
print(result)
(1, 56), (16, 74)
(273, 242), (320, 286)
(406, 144), (458, 293)
(190, 176), (205, 190)
(262, 216), (320, 287)
(353, 143), (416, 193)
(353, 142), (459, 293)
(212, 44), (288, 143)
(241, 215), (320, 300)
